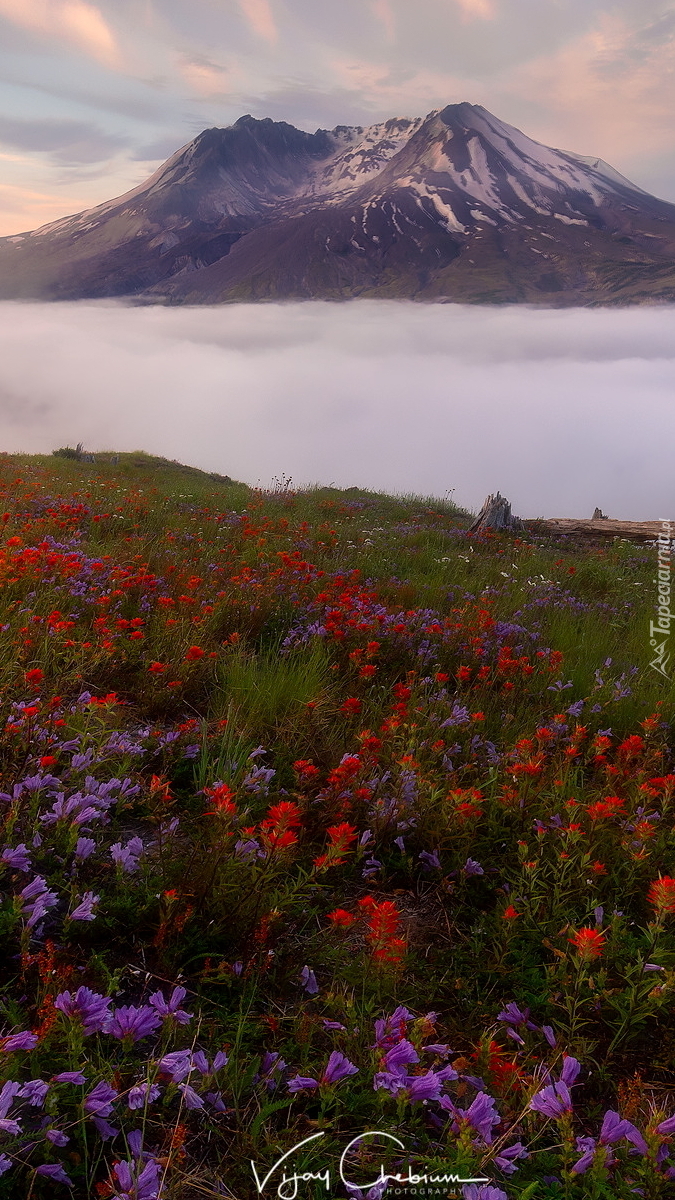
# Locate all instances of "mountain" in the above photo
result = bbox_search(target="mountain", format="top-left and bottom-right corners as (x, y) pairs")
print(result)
(3, 103), (675, 305)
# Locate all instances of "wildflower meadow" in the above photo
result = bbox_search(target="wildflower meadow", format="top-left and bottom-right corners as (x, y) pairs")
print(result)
(0, 449), (673, 1200)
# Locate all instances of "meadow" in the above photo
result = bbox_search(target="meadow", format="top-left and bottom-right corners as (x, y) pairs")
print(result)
(0, 448), (673, 1200)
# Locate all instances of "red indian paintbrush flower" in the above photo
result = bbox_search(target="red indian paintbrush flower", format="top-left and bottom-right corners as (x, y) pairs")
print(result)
(184, 646), (205, 661)
(569, 927), (606, 960)
(204, 783), (236, 817)
(647, 876), (675, 915)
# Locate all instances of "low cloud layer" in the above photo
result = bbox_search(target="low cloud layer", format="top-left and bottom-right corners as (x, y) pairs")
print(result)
(0, 299), (673, 521)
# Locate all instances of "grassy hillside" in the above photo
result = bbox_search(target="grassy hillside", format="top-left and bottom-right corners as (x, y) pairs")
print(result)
(0, 449), (673, 1199)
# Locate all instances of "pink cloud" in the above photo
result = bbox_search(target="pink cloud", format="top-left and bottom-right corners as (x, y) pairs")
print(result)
(236, 0), (277, 43)
(0, 0), (119, 65)
(373, 0), (396, 42)
(503, 13), (675, 163)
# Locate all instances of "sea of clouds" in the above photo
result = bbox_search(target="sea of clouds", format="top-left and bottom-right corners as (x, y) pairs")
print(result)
(0, 299), (673, 519)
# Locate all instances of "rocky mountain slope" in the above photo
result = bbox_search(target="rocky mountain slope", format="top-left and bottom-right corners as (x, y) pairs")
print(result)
(2, 103), (675, 304)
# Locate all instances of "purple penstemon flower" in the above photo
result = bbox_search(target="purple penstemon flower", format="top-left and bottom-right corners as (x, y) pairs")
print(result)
(19, 1079), (49, 1107)
(530, 1080), (573, 1119)
(35, 1163), (73, 1186)
(419, 849), (441, 870)
(54, 987), (112, 1035)
(1, 844), (31, 872)
(493, 1142), (529, 1174)
(74, 837), (96, 861)
(19, 875), (59, 929)
(288, 1052), (358, 1092)
(106, 1005), (162, 1044)
(128, 1082), (161, 1111)
(110, 837), (144, 873)
(68, 891), (100, 921)
(322, 1051), (358, 1085)
(443, 1091), (501, 1144)
(148, 986), (192, 1025)
(1, 1031), (38, 1052)
(112, 1156), (162, 1200)
(299, 965), (319, 996)
(84, 1080), (118, 1117)
(571, 1110), (647, 1174)
(463, 857), (484, 876)
(157, 1050), (193, 1083)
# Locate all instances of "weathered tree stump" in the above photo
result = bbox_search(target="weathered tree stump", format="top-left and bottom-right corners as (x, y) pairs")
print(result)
(469, 492), (523, 534)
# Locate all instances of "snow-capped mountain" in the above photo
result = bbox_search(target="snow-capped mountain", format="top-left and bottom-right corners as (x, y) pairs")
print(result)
(2, 103), (675, 304)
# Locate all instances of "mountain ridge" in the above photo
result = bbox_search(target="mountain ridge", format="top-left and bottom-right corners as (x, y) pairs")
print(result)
(2, 103), (675, 305)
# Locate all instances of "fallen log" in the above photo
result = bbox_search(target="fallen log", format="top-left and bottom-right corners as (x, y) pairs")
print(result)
(523, 518), (670, 542)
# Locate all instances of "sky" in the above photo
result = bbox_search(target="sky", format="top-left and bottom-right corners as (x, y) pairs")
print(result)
(1, 1), (675, 235)
(0, 299), (673, 519)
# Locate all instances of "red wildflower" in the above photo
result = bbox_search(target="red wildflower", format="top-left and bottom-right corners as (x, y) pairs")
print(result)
(39, 755), (57, 768)
(184, 646), (205, 661)
(327, 908), (356, 927)
(293, 760), (320, 781)
(358, 897), (406, 963)
(586, 795), (625, 821)
(502, 906), (520, 920)
(148, 662), (166, 674)
(647, 877), (675, 915)
(340, 697), (362, 716)
(25, 668), (44, 686)
(204, 783), (236, 817)
(569, 927), (605, 960)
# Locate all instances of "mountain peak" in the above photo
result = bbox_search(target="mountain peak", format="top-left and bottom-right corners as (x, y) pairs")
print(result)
(2, 104), (675, 305)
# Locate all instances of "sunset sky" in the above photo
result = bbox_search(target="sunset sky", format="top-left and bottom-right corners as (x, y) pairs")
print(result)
(0, 1), (674, 235)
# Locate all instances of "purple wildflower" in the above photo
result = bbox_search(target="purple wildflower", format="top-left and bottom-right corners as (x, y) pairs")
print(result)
(560, 1056), (582, 1086)
(300, 966), (319, 996)
(19, 1079), (49, 1106)
(450, 1091), (501, 1144)
(462, 1188), (508, 1200)
(0, 1081), (22, 1134)
(372, 1006), (414, 1048)
(84, 1080), (118, 1117)
(112, 1157), (163, 1200)
(45, 1129), (70, 1147)
(178, 1083), (204, 1110)
(383, 1038), (419, 1076)
(157, 1050), (192, 1083)
(107, 1006), (162, 1044)
(20, 875), (59, 928)
(128, 1082), (161, 1111)
(419, 849), (441, 870)
(322, 1051), (358, 1085)
(1, 1031), (38, 1052)
(0, 1155), (12, 1177)
(542, 1026), (556, 1047)
(287, 1074), (319, 1093)
(74, 837), (97, 860)
(1, 844), (31, 872)
(68, 891), (100, 921)
(52, 1072), (87, 1084)
(530, 1080), (572, 1119)
(148, 987), (192, 1025)
(110, 837), (144, 873)
(54, 986), (112, 1035)
(463, 857), (485, 876)
(494, 1142), (528, 1174)
(405, 1070), (444, 1102)
(35, 1163), (73, 1186)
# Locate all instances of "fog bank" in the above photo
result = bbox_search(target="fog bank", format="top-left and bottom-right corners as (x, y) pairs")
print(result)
(0, 300), (673, 520)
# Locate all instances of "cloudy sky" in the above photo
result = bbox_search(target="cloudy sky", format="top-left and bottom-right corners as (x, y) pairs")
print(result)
(0, 1), (674, 234)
